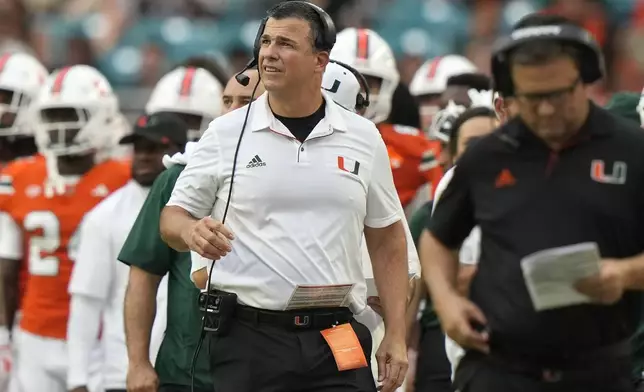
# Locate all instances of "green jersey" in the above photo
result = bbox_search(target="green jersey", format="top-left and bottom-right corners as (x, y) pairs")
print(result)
(118, 164), (212, 389)
(408, 201), (441, 330)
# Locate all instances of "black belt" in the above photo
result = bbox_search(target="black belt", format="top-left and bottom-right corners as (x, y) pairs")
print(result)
(235, 304), (353, 331)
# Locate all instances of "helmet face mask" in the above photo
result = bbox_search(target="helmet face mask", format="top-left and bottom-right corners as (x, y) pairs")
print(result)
(428, 100), (467, 143)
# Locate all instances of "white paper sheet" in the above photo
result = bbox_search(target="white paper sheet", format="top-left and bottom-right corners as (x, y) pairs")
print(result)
(284, 284), (355, 310)
(521, 242), (601, 311)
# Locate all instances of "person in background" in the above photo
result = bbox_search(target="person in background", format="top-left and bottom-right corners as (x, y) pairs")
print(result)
(0, 64), (131, 392)
(604, 91), (644, 391)
(0, 51), (49, 392)
(431, 74), (492, 168)
(408, 55), (478, 134)
(330, 28), (443, 208)
(221, 69), (264, 113)
(67, 113), (187, 392)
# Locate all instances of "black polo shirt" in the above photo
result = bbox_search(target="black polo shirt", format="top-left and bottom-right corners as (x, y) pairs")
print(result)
(428, 102), (644, 357)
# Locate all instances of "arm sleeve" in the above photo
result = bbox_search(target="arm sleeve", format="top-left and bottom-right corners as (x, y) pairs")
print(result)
(118, 166), (182, 275)
(427, 163), (476, 250)
(0, 211), (22, 259)
(66, 295), (103, 389)
(166, 127), (222, 219)
(364, 134), (402, 228)
(68, 211), (114, 300)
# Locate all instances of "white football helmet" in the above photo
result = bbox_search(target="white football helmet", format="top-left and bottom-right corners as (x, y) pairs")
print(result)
(322, 61), (362, 112)
(0, 52), (48, 138)
(145, 66), (223, 141)
(410, 55), (478, 122)
(33, 65), (125, 196)
(329, 28), (399, 124)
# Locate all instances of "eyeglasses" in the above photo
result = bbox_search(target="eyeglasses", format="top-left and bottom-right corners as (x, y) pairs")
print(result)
(514, 78), (581, 107)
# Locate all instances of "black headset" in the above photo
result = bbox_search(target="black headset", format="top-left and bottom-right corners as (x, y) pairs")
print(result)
(192, 3), (337, 392)
(327, 59), (370, 112)
(490, 24), (605, 97)
(236, 1), (336, 86)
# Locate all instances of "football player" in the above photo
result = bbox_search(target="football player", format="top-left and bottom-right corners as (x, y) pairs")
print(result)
(329, 28), (443, 207)
(409, 54), (477, 133)
(0, 64), (131, 392)
(145, 66), (223, 142)
(0, 50), (49, 392)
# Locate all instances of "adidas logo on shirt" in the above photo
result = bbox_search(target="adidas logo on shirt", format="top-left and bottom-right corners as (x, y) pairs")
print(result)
(246, 155), (266, 168)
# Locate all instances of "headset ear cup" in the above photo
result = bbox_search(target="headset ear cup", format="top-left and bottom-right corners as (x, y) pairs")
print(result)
(253, 18), (267, 61)
(355, 94), (364, 111)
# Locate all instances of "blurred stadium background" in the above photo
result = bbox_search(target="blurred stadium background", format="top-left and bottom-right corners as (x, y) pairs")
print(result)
(3, 0), (643, 122)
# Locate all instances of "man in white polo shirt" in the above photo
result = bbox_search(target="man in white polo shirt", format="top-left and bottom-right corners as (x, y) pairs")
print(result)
(159, 2), (409, 392)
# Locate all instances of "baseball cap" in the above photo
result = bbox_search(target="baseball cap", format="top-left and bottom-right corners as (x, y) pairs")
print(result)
(322, 62), (361, 112)
(605, 92), (641, 126)
(119, 112), (189, 146)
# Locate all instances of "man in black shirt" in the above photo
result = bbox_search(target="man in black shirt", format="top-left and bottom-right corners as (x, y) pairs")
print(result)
(422, 13), (644, 392)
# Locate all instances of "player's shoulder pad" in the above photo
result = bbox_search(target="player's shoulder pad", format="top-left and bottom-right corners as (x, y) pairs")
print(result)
(379, 122), (435, 158)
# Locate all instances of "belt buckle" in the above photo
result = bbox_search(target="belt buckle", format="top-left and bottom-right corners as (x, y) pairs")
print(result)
(293, 313), (311, 328)
(542, 369), (562, 383)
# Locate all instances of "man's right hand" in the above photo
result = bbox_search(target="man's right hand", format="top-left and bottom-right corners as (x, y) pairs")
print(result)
(126, 362), (159, 392)
(181, 217), (235, 260)
(437, 294), (489, 353)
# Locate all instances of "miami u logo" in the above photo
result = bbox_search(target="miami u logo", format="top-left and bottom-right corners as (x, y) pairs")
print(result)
(590, 160), (627, 185)
(338, 156), (360, 175)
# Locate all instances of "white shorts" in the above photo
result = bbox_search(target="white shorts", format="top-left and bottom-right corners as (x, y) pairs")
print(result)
(14, 330), (103, 392)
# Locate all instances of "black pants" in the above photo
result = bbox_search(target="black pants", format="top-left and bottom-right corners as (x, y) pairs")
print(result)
(455, 351), (634, 392)
(209, 318), (376, 392)
(414, 326), (454, 392)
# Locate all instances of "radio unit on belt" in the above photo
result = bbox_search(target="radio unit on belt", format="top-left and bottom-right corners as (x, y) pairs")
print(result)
(198, 290), (238, 335)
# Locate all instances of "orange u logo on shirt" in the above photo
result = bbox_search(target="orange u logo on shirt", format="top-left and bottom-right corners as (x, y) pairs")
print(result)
(338, 156), (360, 175)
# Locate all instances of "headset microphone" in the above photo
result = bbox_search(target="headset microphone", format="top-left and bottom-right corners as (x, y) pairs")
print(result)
(235, 58), (258, 86)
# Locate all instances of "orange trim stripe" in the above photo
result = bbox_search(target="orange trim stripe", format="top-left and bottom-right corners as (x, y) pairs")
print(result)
(426, 56), (443, 79)
(0, 54), (11, 74)
(51, 67), (71, 94)
(179, 67), (197, 97)
(356, 29), (369, 59)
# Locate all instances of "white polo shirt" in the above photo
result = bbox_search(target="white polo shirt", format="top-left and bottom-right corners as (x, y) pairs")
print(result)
(168, 91), (402, 312)
(68, 180), (168, 389)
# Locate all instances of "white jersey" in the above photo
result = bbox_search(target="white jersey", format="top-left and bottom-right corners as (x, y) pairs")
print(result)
(68, 180), (168, 389)
(432, 166), (481, 376)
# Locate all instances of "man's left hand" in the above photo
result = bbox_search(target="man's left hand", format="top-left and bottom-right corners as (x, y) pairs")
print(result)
(575, 259), (627, 304)
(375, 331), (408, 392)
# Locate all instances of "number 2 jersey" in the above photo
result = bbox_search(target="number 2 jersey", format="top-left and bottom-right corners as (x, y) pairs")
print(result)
(0, 155), (130, 339)
(377, 123), (443, 207)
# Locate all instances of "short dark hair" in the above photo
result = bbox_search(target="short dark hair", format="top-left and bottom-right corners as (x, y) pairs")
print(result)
(448, 107), (497, 157)
(179, 56), (230, 86)
(387, 82), (421, 128)
(446, 73), (491, 91)
(267, 1), (331, 52)
(509, 13), (581, 68)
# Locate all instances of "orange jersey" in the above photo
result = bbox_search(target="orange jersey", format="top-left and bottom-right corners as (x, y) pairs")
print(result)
(0, 155), (43, 306)
(0, 157), (130, 339)
(377, 123), (443, 206)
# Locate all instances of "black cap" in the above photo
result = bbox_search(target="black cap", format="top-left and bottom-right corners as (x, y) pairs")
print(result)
(119, 112), (188, 146)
